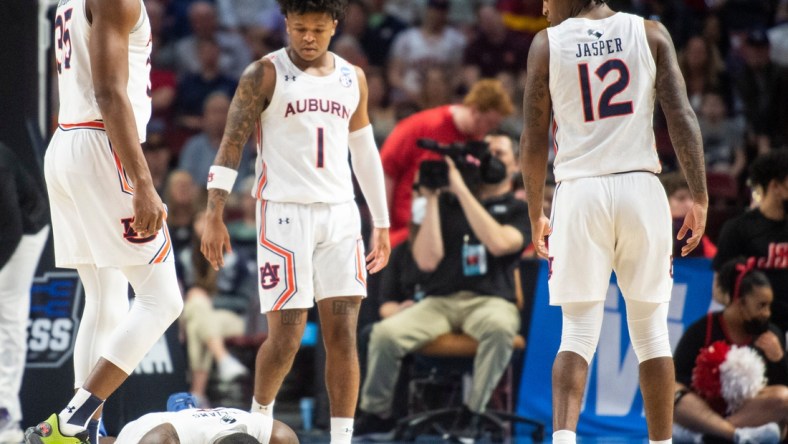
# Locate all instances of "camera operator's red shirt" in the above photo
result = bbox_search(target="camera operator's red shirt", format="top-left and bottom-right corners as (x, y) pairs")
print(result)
(380, 105), (473, 247)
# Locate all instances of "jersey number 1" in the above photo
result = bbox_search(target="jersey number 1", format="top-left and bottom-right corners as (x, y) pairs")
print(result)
(316, 127), (324, 168)
(578, 59), (633, 122)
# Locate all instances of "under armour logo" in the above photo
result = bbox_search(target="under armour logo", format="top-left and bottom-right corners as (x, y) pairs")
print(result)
(278, 218), (290, 224)
(587, 29), (603, 39)
(66, 406), (76, 414)
(207, 172), (214, 182)
(284, 75), (296, 81)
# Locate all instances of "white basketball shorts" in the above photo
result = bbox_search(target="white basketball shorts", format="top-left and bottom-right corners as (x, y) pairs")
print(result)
(45, 123), (173, 268)
(256, 199), (367, 312)
(547, 172), (673, 305)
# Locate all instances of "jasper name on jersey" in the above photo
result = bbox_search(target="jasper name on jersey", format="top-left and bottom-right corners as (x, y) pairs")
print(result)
(284, 98), (351, 120)
(575, 38), (624, 58)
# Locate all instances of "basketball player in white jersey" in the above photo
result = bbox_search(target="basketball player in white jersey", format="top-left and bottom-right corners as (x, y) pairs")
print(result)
(200, 1), (390, 443)
(108, 408), (295, 444)
(26, 0), (183, 443)
(520, 1), (708, 443)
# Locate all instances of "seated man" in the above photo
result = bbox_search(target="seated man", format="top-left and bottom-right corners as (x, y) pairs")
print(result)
(103, 406), (296, 444)
(673, 257), (788, 443)
(355, 132), (529, 435)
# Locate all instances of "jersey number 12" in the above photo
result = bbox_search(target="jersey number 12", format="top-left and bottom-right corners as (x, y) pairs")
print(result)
(578, 59), (633, 122)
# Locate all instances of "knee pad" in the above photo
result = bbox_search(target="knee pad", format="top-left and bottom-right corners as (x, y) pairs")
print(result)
(625, 300), (672, 363)
(558, 302), (605, 365)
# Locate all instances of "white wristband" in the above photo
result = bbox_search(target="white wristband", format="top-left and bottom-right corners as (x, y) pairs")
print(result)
(206, 165), (238, 192)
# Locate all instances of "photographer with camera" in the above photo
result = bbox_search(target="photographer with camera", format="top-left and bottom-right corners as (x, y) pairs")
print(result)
(380, 79), (514, 248)
(355, 132), (529, 437)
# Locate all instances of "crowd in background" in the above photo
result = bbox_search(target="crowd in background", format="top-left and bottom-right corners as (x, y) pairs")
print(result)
(69, 0), (788, 409)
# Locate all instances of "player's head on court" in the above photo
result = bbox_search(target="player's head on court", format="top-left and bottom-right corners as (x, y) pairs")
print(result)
(542, 0), (609, 25)
(278, 0), (346, 63)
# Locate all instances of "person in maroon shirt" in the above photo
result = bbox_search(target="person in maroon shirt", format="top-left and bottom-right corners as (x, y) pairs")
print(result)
(380, 79), (514, 247)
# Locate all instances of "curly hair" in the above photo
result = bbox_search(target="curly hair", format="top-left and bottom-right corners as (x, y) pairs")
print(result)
(717, 257), (770, 304)
(277, 0), (347, 20)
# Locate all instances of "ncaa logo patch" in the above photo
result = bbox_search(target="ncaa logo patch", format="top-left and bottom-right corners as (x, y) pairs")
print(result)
(339, 66), (353, 87)
(28, 272), (82, 369)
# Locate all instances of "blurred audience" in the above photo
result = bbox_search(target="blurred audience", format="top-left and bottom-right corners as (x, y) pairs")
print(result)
(698, 91), (746, 179)
(660, 172), (718, 259)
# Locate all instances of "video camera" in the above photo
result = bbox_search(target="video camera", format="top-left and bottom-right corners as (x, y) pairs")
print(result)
(416, 138), (507, 189)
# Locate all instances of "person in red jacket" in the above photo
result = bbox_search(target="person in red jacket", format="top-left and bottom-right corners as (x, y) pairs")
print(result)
(380, 79), (514, 247)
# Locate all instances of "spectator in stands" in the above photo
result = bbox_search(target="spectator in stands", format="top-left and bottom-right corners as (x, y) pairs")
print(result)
(215, 0), (280, 31)
(417, 67), (453, 110)
(734, 29), (788, 151)
(387, 0), (466, 103)
(174, 40), (238, 134)
(366, 67), (397, 147)
(678, 35), (731, 113)
(381, 79), (514, 248)
(146, 0), (177, 71)
(143, 123), (173, 195)
(361, 0), (408, 67)
(768, 0), (788, 67)
(673, 257), (787, 444)
(162, 170), (200, 284)
(712, 150), (788, 331)
(698, 91), (746, 179)
(356, 131), (528, 438)
(463, 5), (530, 78)
(495, 0), (548, 38)
(178, 92), (251, 190)
(174, 1), (252, 80)
(182, 212), (248, 408)
(660, 172), (718, 259)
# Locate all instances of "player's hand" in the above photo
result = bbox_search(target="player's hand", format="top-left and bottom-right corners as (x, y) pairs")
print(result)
(366, 227), (391, 274)
(131, 183), (165, 238)
(201, 213), (232, 270)
(677, 202), (707, 257)
(530, 214), (552, 259)
(754, 330), (784, 362)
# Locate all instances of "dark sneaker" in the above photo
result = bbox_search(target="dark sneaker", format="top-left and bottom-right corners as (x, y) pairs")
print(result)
(354, 411), (396, 436)
(24, 414), (89, 444)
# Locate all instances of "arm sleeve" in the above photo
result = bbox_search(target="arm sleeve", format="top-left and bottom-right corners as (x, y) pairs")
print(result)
(349, 125), (389, 228)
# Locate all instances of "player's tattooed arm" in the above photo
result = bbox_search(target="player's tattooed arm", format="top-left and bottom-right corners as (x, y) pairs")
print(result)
(208, 59), (274, 210)
(520, 30), (552, 222)
(647, 21), (707, 204)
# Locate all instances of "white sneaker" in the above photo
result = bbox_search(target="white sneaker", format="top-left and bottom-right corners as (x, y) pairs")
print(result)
(0, 424), (24, 444)
(734, 422), (781, 444)
(217, 355), (248, 382)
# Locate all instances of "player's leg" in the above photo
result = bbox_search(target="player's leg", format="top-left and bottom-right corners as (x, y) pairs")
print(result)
(252, 308), (308, 415)
(546, 177), (614, 443)
(625, 300), (673, 442)
(316, 296), (363, 416)
(252, 200), (315, 416)
(552, 301), (605, 441)
(72, 264), (129, 442)
(614, 173), (674, 442)
(0, 226), (48, 441)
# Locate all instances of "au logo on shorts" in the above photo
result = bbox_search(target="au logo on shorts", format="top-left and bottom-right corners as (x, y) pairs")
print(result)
(27, 272), (82, 369)
(121, 217), (156, 243)
(260, 262), (281, 289)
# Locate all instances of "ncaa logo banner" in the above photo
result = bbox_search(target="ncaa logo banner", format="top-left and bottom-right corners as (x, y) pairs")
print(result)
(27, 271), (82, 369)
(516, 259), (715, 437)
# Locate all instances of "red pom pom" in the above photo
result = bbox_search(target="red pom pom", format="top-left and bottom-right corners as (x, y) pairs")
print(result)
(691, 340), (730, 414)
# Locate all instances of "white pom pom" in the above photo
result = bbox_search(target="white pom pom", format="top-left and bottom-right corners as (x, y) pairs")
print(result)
(719, 345), (767, 413)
